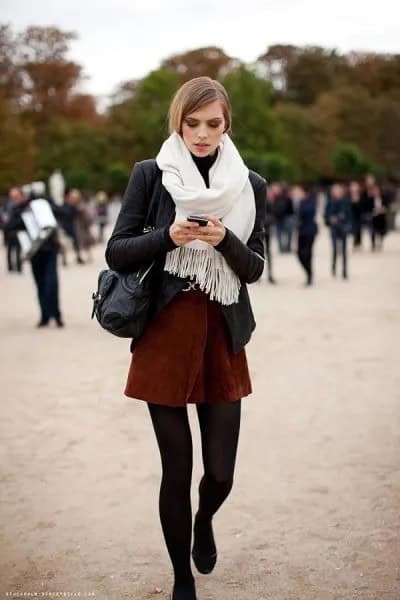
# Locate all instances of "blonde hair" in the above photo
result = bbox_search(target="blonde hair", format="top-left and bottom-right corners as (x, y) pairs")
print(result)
(168, 76), (232, 134)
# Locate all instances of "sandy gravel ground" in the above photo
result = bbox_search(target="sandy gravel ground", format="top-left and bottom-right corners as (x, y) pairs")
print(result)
(1, 228), (399, 600)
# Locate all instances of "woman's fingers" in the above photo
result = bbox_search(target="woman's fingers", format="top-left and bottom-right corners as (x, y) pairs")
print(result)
(177, 220), (200, 229)
(169, 221), (199, 246)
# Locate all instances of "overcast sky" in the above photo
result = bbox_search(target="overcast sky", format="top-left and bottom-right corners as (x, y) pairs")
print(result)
(2, 0), (399, 100)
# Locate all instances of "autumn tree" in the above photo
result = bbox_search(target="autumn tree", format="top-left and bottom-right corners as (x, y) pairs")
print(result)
(161, 47), (238, 83)
(17, 26), (82, 125)
(0, 98), (36, 190)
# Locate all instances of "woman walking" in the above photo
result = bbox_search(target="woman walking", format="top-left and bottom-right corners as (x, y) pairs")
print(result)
(106, 77), (266, 600)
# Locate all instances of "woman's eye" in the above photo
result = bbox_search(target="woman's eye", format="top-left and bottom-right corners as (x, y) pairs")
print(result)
(209, 123), (220, 128)
(186, 122), (197, 128)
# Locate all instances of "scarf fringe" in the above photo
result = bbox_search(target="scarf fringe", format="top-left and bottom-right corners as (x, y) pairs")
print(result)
(165, 247), (241, 305)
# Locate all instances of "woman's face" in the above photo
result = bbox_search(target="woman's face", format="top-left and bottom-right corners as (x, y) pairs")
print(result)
(181, 100), (226, 157)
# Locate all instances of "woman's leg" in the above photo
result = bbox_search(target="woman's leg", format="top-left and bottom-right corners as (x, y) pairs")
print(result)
(147, 403), (195, 587)
(195, 400), (241, 520)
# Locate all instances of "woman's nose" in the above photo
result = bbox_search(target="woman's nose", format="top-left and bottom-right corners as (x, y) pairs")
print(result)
(197, 126), (208, 139)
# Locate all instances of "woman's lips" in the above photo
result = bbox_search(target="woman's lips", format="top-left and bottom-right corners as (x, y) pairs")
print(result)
(195, 144), (210, 149)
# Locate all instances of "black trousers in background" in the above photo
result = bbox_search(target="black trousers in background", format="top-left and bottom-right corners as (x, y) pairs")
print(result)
(330, 227), (348, 277)
(30, 248), (61, 322)
(147, 400), (241, 586)
(297, 233), (315, 284)
(7, 240), (22, 272)
(352, 216), (362, 247)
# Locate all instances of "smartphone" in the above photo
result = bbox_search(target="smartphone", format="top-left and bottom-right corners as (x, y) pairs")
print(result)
(187, 215), (209, 227)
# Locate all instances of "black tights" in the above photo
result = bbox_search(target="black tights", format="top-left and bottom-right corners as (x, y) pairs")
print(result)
(147, 400), (241, 585)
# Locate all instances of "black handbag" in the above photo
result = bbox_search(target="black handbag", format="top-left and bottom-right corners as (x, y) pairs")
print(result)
(91, 248), (155, 338)
(91, 161), (159, 339)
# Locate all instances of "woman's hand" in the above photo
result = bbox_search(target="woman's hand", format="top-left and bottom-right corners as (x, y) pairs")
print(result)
(193, 216), (226, 247)
(169, 220), (199, 246)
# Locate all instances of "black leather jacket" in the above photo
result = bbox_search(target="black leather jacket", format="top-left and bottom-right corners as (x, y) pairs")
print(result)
(105, 159), (266, 354)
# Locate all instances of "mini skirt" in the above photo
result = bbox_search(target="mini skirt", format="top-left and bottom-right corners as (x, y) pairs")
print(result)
(124, 288), (252, 407)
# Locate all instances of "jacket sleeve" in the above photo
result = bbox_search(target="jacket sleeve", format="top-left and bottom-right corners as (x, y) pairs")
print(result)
(215, 175), (266, 284)
(105, 162), (176, 272)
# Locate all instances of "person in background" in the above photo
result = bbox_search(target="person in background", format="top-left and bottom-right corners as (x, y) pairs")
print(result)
(75, 193), (96, 263)
(60, 189), (85, 264)
(273, 183), (294, 253)
(349, 181), (363, 249)
(281, 183), (295, 253)
(324, 183), (352, 279)
(95, 190), (109, 243)
(4, 182), (65, 327)
(293, 184), (318, 286)
(3, 187), (25, 273)
(370, 184), (388, 251)
(264, 186), (276, 284)
(362, 174), (391, 251)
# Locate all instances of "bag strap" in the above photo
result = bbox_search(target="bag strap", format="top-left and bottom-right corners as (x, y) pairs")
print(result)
(142, 159), (161, 232)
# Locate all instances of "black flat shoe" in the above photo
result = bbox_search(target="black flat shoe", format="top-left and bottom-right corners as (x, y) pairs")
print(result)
(192, 514), (217, 575)
(170, 580), (197, 600)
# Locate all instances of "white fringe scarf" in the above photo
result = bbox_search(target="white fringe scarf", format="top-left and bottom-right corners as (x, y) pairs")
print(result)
(156, 132), (256, 305)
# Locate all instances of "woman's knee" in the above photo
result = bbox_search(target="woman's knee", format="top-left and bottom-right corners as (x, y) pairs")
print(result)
(204, 471), (234, 494)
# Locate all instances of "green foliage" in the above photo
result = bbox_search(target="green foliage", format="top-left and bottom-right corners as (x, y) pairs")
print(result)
(107, 163), (130, 193)
(242, 150), (297, 182)
(332, 143), (382, 179)
(65, 170), (91, 190)
(276, 103), (322, 180)
(0, 99), (36, 190)
(36, 120), (110, 189)
(222, 66), (279, 154)
(129, 69), (180, 159)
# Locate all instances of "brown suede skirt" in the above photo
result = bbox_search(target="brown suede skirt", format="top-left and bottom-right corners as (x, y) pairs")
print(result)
(124, 289), (252, 407)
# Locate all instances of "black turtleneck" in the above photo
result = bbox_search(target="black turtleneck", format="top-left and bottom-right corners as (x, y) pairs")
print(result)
(190, 150), (218, 188)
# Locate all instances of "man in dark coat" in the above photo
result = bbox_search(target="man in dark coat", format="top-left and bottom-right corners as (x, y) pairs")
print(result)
(5, 183), (65, 327)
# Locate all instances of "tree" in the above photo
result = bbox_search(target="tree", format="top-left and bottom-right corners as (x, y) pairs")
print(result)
(106, 69), (179, 166)
(276, 103), (322, 180)
(0, 98), (35, 190)
(222, 66), (279, 155)
(349, 52), (400, 97)
(0, 24), (22, 106)
(18, 27), (83, 125)
(242, 150), (297, 181)
(162, 47), (238, 82)
(332, 143), (373, 179)
(107, 163), (130, 193)
(256, 44), (299, 95)
(257, 45), (349, 104)
(36, 121), (109, 189)
(286, 47), (348, 105)
(373, 95), (400, 177)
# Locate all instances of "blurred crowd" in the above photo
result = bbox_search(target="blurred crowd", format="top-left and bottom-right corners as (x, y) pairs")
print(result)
(263, 174), (399, 286)
(0, 172), (398, 328)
